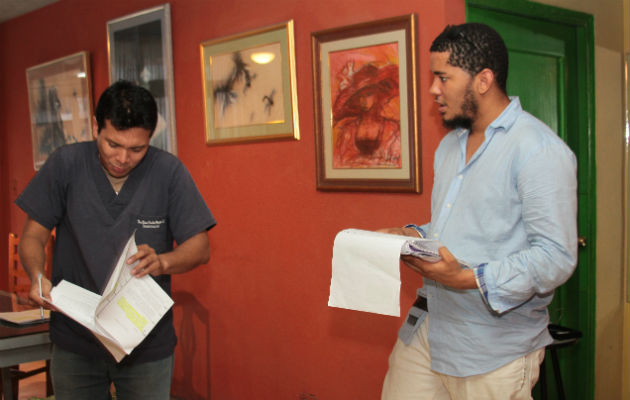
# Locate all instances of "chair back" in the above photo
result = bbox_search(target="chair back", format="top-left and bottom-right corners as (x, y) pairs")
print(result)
(8, 232), (55, 303)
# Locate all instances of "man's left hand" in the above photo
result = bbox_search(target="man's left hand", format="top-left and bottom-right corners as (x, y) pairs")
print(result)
(402, 246), (477, 290)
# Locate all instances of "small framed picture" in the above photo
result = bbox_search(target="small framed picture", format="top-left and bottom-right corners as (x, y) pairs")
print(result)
(26, 51), (93, 170)
(107, 4), (177, 154)
(201, 20), (300, 144)
(312, 14), (420, 192)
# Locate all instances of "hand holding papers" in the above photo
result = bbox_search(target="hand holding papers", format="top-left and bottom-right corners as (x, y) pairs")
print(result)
(328, 229), (451, 317)
(46, 233), (174, 362)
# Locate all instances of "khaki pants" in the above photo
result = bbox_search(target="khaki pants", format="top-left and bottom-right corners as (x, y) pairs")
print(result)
(381, 317), (545, 400)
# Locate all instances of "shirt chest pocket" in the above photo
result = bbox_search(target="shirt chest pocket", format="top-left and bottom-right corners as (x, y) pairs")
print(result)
(132, 215), (170, 254)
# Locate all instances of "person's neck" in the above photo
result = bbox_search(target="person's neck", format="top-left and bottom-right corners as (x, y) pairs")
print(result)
(464, 93), (510, 163)
(469, 93), (511, 137)
(102, 167), (128, 194)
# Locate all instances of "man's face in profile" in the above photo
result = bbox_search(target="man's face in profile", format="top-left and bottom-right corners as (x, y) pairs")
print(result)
(429, 51), (478, 130)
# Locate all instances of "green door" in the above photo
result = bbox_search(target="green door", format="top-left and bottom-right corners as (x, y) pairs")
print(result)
(467, 1), (596, 399)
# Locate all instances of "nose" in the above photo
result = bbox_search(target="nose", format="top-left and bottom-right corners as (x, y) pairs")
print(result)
(115, 148), (130, 165)
(429, 76), (441, 97)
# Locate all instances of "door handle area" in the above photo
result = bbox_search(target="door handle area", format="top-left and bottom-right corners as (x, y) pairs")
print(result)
(578, 236), (587, 248)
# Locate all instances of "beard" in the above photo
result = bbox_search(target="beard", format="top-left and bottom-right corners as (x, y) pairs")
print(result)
(442, 84), (477, 130)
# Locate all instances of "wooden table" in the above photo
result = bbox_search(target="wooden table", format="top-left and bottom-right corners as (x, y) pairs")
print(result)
(0, 292), (52, 400)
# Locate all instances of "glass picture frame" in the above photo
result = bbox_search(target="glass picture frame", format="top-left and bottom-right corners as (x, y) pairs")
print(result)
(107, 3), (177, 154)
(625, 52), (630, 302)
(25, 51), (93, 170)
(201, 20), (300, 144)
(311, 14), (420, 192)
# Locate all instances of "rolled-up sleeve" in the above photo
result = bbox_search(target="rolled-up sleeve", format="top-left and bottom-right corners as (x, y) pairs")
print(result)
(479, 142), (578, 314)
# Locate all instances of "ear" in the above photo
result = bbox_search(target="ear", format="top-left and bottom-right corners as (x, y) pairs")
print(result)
(475, 68), (495, 95)
(91, 116), (99, 140)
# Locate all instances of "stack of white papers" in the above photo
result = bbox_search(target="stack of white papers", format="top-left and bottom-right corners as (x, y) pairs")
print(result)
(328, 229), (444, 317)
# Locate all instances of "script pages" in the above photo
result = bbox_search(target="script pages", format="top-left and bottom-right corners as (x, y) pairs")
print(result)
(47, 233), (174, 362)
(328, 229), (469, 316)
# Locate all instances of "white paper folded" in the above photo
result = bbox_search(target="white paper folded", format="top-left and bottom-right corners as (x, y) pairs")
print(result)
(48, 233), (174, 362)
(328, 229), (443, 317)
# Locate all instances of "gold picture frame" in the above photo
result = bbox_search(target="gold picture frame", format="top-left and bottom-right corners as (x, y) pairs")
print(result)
(312, 14), (420, 192)
(625, 52), (630, 303)
(26, 51), (93, 170)
(201, 20), (299, 144)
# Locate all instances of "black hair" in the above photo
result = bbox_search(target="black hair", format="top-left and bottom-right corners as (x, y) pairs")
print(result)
(430, 23), (509, 94)
(94, 80), (158, 137)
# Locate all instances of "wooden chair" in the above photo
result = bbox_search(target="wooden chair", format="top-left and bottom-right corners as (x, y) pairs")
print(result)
(8, 232), (54, 305)
(6, 231), (55, 400)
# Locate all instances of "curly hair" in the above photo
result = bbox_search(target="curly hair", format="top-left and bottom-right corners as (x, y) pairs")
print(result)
(430, 23), (508, 94)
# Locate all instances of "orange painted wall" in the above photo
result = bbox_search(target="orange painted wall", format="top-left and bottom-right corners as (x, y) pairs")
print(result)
(0, 0), (464, 398)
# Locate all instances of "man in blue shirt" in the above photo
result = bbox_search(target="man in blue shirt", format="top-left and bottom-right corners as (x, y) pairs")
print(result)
(380, 23), (577, 399)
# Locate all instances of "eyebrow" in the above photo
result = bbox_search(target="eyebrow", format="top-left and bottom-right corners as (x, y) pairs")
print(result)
(107, 139), (147, 151)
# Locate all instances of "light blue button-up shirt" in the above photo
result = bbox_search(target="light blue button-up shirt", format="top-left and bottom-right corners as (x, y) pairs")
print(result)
(399, 97), (577, 377)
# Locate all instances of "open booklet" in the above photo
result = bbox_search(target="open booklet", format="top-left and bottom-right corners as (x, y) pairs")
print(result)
(45, 233), (174, 362)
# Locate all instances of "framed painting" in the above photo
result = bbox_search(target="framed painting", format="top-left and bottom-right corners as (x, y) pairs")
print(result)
(201, 20), (299, 144)
(107, 3), (177, 154)
(312, 14), (420, 192)
(624, 53), (630, 303)
(26, 51), (93, 170)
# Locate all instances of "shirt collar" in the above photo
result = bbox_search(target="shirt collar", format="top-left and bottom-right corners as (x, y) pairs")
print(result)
(488, 96), (522, 133)
(455, 96), (522, 139)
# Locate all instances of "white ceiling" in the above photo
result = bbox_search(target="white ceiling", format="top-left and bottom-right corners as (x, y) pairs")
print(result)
(0, 0), (58, 24)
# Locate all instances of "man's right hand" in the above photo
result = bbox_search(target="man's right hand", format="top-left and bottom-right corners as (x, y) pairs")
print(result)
(28, 273), (53, 309)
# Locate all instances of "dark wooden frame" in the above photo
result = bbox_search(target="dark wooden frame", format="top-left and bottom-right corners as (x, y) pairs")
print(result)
(311, 14), (420, 192)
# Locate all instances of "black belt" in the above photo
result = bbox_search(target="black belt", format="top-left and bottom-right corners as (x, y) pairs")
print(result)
(406, 295), (428, 326)
(413, 295), (428, 311)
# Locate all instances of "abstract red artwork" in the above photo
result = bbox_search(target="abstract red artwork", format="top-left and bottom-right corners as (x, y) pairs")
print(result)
(329, 43), (401, 169)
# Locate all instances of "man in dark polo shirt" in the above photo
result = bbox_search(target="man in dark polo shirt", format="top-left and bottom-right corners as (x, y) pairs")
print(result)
(16, 80), (216, 400)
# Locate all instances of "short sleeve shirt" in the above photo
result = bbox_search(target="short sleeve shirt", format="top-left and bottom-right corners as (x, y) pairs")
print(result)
(16, 141), (216, 363)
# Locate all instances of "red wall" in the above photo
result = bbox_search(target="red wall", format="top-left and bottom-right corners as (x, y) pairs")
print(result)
(0, 0), (464, 398)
